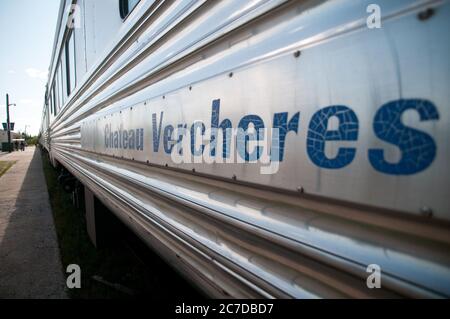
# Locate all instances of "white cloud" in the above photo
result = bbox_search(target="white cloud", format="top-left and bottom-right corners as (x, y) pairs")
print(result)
(25, 68), (48, 80)
(8, 70), (16, 74)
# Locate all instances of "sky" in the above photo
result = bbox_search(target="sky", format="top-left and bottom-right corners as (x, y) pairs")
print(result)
(0, 0), (60, 136)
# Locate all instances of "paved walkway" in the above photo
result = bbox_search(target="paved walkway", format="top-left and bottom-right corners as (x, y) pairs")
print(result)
(0, 147), (67, 298)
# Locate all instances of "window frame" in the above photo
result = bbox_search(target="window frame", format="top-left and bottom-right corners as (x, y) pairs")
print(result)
(65, 30), (77, 96)
(58, 61), (65, 108)
(119, 0), (140, 20)
(47, 93), (52, 117)
(52, 83), (56, 115)
(54, 63), (61, 113)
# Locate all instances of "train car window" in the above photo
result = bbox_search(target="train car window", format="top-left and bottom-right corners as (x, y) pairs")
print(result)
(60, 51), (67, 106)
(52, 84), (56, 115)
(49, 90), (53, 116)
(65, 31), (76, 96)
(48, 94), (53, 117)
(50, 82), (56, 114)
(59, 61), (65, 109)
(119, 0), (140, 19)
(55, 64), (61, 113)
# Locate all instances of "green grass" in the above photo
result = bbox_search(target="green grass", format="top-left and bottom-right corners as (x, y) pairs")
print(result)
(0, 161), (16, 178)
(41, 151), (200, 299)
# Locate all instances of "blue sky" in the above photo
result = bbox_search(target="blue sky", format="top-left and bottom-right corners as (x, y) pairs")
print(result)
(0, 0), (60, 136)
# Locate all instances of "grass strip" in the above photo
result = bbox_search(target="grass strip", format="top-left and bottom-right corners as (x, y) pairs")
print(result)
(0, 161), (16, 178)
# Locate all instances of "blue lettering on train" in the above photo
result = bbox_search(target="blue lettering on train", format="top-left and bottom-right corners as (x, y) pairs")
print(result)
(104, 124), (144, 151)
(237, 114), (265, 162)
(369, 99), (439, 175)
(272, 112), (300, 162)
(102, 98), (439, 176)
(307, 106), (359, 169)
(210, 99), (232, 158)
(191, 121), (206, 156)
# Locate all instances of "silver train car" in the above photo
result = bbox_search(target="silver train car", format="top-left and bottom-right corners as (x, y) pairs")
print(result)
(40, 0), (450, 298)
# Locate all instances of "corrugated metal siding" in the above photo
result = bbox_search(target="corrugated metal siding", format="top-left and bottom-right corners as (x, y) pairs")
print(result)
(41, 0), (450, 298)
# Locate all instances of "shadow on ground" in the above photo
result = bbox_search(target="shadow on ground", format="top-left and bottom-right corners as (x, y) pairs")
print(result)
(1, 147), (203, 299)
(0, 147), (67, 298)
(40, 149), (203, 299)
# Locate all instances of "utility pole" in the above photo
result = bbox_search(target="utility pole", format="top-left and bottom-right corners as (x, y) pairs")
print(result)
(6, 94), (11, 152)
(5, 94), (16, 153)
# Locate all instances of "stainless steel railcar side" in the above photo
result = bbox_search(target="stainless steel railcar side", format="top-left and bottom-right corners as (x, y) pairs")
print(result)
(40, 0), (450, 298)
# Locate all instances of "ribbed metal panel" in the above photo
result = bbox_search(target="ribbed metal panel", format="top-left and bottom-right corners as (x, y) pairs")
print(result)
(40, 0), (450, 298)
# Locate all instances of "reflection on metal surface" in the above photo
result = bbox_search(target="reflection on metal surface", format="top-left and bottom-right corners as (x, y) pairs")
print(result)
(41, 0), (450, 298)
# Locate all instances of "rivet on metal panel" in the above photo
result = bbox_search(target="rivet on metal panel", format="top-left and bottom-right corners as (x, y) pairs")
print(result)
(418, 8), (435, 21)
(420, 206), (433, 218)
(229, 72), (233, 78)
(294, 50), (301, 58)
